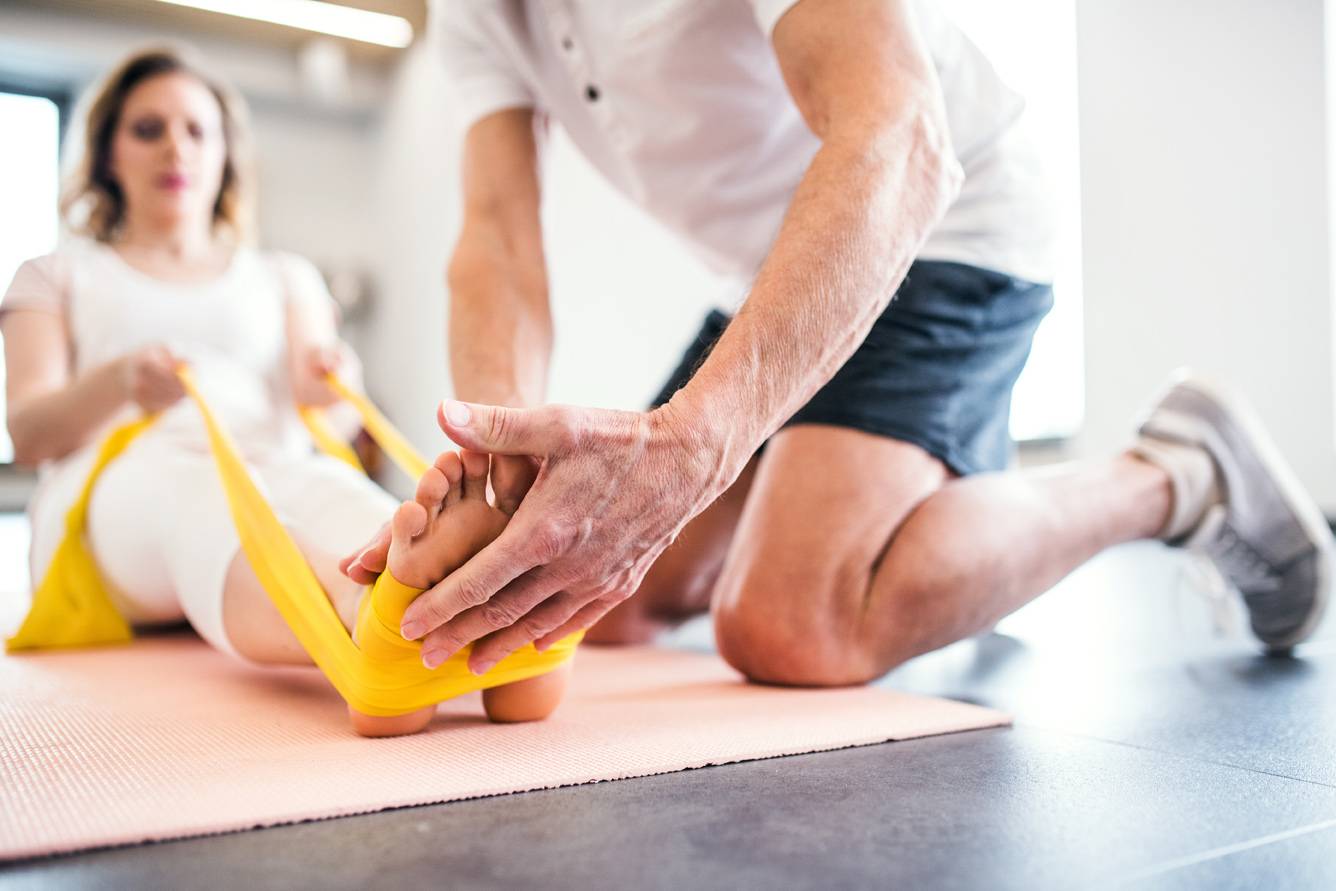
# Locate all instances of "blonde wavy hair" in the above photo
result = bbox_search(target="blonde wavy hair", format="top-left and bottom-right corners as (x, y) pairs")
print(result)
(61, 47), (256, 243)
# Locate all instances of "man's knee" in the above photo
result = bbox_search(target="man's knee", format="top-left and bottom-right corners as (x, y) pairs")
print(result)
(712, 571), (914, 688)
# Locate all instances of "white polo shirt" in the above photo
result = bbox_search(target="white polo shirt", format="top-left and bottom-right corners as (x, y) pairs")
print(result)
(431, 0), (1053, 283)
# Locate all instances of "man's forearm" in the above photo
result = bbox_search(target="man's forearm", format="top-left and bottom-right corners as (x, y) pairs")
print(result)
(447, 251), (553, 409)
(665, 113), (960, 489)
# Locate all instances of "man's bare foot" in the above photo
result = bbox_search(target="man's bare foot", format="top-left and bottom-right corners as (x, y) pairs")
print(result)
(347, 449), (571, 735)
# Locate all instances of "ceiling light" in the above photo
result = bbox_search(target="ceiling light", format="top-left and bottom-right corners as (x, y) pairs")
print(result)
(152, 0), (413, 49)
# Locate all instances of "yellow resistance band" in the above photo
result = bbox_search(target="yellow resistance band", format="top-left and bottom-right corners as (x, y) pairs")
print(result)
(6, 369), (579, 718)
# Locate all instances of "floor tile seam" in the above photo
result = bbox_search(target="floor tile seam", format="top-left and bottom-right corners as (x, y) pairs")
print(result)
(1008, 719), (1336, 791)
(1107, 817), (1336, 887)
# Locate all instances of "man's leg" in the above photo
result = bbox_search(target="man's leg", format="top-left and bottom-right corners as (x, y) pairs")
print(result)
(597, 268), (1327, 669)
(592, 264), (1065, 650)
(711, 424), (1172, 686)
(599, 375), (1330, 683)
(589, 419), (1168, 671)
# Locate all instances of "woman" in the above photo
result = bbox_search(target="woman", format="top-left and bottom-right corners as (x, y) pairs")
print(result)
(1, 47), (566, 735)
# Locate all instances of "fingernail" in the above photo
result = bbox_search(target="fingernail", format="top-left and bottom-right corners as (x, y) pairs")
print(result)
(422, 649), (443, 669)
(534, 639), (551, 653)
(471, 658), (496, 676)
(401, 622), (425, 640)
(442, 400), (471, 426)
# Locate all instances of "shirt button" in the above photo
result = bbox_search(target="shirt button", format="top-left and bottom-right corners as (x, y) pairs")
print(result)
(585, 84), (600, 102)
(561, 36), (574, 50)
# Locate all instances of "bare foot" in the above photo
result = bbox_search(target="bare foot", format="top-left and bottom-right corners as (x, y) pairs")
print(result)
(386, 449), (510, 589)
(347, 450), (570, 735)
(482, 661), (572, 722)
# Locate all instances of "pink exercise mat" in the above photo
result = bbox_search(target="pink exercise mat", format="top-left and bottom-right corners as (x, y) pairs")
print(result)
(0, 633), (1009, 861)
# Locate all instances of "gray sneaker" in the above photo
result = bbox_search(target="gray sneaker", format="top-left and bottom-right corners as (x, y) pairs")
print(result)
(1138, 374), (1334, 653)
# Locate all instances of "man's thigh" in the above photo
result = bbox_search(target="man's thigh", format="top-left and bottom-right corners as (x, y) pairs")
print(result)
(710, 423), (950, 680)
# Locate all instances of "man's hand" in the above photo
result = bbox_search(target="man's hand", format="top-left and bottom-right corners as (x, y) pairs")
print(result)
(489, 453), (540, 515)
(399, 398), (725, 674)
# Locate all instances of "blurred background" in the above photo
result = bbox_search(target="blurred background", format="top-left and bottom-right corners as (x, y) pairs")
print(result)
(0, 0), (1330, 514)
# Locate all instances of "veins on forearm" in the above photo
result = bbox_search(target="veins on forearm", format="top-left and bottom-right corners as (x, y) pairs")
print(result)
(677, 114), (956, 461)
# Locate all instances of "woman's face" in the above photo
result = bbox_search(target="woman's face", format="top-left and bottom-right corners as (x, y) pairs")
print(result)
(109, 71), (228, 234)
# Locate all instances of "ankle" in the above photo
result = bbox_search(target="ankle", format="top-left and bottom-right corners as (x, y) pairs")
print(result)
(326, 575), (368, 633)
(1115, 451), (1174, 538)
(1130, 436), (1220, 541)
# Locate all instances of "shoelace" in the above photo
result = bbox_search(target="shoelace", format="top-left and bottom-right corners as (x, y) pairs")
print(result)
(1177, 504), (1282, 637)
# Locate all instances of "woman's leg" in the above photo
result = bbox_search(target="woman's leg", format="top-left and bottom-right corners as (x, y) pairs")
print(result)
(264, 449), (571, 734)
(218, 529), (366, 665)
(376, 449), (572, 727)
(87, 436), (566, 736)
(86, 438), (239, 644)
(84, 436), (379, 663)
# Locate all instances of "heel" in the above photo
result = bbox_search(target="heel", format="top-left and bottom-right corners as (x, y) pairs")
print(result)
(482, 662), (572, 723)
(347, 703), (436, 737)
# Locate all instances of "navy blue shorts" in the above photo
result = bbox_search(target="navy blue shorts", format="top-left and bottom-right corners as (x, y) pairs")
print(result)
(651, 260), (1054, 476)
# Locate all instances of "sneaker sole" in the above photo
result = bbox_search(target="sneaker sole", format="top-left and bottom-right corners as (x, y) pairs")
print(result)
(1149, 372), (1334, 652)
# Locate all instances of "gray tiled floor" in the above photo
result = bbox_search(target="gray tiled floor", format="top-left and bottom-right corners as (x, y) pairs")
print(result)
(3, 517), (1336, 889)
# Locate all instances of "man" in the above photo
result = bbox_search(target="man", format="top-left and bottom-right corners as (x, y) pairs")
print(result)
(344, 0), (1332, 683)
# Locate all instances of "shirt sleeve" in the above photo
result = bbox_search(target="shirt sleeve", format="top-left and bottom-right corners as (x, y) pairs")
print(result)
(0, 254), (67, 323)
(270, 252), (340, 324)
(750, 0), (804, 37)
(430, 0), (537, 135)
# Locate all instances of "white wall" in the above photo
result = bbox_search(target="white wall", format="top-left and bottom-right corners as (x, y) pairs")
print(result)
(539, 130), (739, 411)
(358, 41), (455, 491)
(0, 4), (387, 112)
(941, 0), (1085, 442)
(1075, 0), (1336, 509)
(252, 110), (378, 275)
(0, 3), (385, 300)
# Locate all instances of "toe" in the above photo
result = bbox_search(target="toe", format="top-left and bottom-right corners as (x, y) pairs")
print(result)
(414, 466), (450, 515)
(391, 500), (429, 542)
(436, 451), (464, 507)
(460, 450), (489, 500)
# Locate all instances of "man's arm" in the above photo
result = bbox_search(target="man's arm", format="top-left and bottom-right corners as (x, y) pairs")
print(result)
(340, 108), (549, 582)
(447, 108), (552, 409)
(669, 0), (962, 480)
(397, 0), (962, 670)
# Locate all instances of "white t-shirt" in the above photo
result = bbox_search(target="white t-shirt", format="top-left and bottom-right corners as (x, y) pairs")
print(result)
(432, 0), (1053, 283)
(0, 239), (336, 539)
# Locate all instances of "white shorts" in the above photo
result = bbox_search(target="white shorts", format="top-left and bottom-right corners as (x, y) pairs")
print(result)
(28, 431), (398, 658)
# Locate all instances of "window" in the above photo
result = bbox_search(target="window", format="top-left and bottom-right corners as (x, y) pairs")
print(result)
(940, 0), (1086, 441)
(0, 89), (62, 464)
